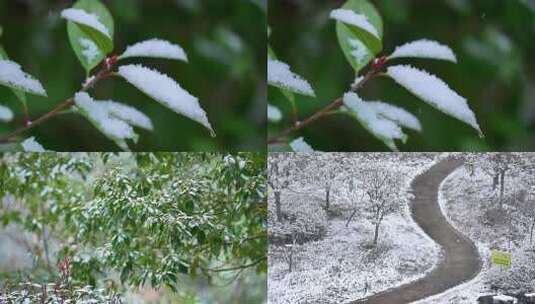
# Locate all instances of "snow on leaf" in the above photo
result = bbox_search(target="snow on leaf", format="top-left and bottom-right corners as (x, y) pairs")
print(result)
(267, 104), (282, 123)
(389, 39), (457, 63)
(367, 101), (422, 132)
(267, 58), (315, 97)
(74, 92), (138, 147)
(79, 38), (101, 62)
(117, 65), (214, 136)
(343, 92), (407, 151)
(0, 104), (13, 122)
(60, 8), (111, 39)
(100, 100), (154, 131)
(330, 9), (379, 39)
(21, 137), (46, 152)
(119, 39), (188, 62)
(290, 137), (314, 152)
(386, 65), (483, 137)
(0, 60), (47, 96)
(348, 38), (371, 65)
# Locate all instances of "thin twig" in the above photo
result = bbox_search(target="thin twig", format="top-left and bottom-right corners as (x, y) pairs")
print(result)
(268, 67), (380, 145)
(0, 62), (116, 144)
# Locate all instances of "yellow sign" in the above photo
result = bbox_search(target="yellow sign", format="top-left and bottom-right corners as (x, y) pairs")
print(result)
(491, 250), (512, 267)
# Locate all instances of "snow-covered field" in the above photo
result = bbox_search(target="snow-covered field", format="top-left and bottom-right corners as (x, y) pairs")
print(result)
(268, 153), (442, 304)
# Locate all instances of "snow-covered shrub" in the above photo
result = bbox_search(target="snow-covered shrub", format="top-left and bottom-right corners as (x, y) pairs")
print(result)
(269, 192), (328, 244)
(268, 0), (482, 151)
(0, 0), (214, 151)
(486, 246), (535, 293)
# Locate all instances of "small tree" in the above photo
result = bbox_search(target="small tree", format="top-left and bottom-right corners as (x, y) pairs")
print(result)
(268, 153), (296, 222)
(362, 169), (401, 247)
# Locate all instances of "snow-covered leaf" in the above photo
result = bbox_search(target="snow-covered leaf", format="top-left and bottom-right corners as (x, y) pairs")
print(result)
(119, 39), (188, 62)
(74, 92), (138, 150)
(389, 39), (457, 63)
(330, 9), (379, 39)
(64, 0), (114, 72)
(21, 137), (46, 152)
(0, 60), (47, 96)
(61, 8), (111, 39)
(386, 65), (483, 137)
(100, 100), (154, 131)
(0, 104), (13, 122)
(334, 0), (383, 73)
(367, 101), (422, 132)
(268, 58), (315, 97)
(343, 92), (407, 151)
(267, 104), (282, 123)
(0, 46), (28, 106)
(290, 137), (315, 152)
(117, 65), (214, 136)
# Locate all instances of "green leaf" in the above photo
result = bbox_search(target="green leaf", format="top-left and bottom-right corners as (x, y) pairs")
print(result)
(0, 45), (28, 107)
(66, 0), (114, 73)
(267, 45), (296, 105)
(335, 0), (383, 74)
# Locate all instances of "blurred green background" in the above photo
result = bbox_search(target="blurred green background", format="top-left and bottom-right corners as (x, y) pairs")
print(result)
(0, 0), (267, 151)
(268, 0), (535, 151)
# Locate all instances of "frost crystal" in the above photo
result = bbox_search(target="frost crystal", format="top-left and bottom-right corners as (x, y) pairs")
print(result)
(389, 39), (457, 63)
(367, 101), (422, 132)
(21, 137), (46, 152)
(74, 92), (137, 143)
(0, 104), (14, 122)
(267, 104), (282, 122)
(0, 60), (47, 96)
(329, 9), (379, 39)
(100, 101), (154, 131)
(268, 59), (315, 97)
(290, 137), (314, 152)
(117, 65), (214, 135)
(120, 39), (188, 62)
(343, 92), (406, 151)
(60, 8), (111, 38)
(79, 38), (101, 62)
(387, 65), (482, 136)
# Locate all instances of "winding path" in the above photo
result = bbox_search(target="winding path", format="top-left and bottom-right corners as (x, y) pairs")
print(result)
(351, 159), (482, 304)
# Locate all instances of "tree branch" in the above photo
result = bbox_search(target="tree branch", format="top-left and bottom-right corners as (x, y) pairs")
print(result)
(0, 63), (116, 144)
(268, 67), (379, 145)
(204, 256), (265, 273)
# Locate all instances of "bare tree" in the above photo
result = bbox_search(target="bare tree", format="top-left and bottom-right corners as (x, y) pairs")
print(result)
(362, 169), (401, 247)
(268, 153), (294, 222)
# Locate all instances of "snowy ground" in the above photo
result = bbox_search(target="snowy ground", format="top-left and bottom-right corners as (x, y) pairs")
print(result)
(421, 164), (535, 303)
(268, 154), (442, 304)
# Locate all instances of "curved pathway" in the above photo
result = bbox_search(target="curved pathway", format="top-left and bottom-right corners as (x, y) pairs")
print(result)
(351, 159), (482, 304)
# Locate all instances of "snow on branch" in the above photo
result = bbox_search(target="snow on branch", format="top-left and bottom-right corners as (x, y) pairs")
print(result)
(60, 8), (111, 39)
(329, 9), (379, 39)
(268, 58), (316, 97)
(0, 104), (13, 122)
(290, 137), (315, 152)
(389, 39), (457, 63)
(0, 60), (47, 96)
(387, 65), (483, 137)
(268, 104), (282, 123)
(21, 137), (46, 152)
(74, 92), (138, 148)
(117, 65), (214, 136)
(367, 101), (422, 132)
(119, 39), (188, 62)
(343, 92), (406, 151)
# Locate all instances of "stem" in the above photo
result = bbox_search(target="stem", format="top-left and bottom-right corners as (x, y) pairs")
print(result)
(0, 62), (116, 144)
(268, 67), (379, 145)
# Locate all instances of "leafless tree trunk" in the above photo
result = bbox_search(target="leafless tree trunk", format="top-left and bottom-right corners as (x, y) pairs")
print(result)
(499, 169), (505, 208)
(325, 184), (331, 211)
(530, 218), (535, 245)
(275, 191), (282, 222)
